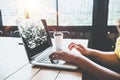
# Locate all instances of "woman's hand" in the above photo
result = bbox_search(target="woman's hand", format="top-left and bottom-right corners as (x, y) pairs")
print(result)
(68, 42), (90, 56)
(49, 42), (91, 63)
(49, 50), (75, 63)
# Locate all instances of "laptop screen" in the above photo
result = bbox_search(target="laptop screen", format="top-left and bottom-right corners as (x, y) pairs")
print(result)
(17, 19), (52, 60)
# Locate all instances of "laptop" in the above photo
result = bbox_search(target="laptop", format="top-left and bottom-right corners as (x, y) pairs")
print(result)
(17, 18), (78, 70)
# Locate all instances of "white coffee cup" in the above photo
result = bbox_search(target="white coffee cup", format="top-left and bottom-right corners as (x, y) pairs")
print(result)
(53, 31), (63, 50)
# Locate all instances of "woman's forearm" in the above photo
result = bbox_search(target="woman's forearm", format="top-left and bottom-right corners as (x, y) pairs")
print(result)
(72, 55), (120, 80)
(86, 49), (120, 68)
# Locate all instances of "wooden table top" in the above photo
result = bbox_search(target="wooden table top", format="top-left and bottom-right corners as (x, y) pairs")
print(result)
(0, 37), (88, 80)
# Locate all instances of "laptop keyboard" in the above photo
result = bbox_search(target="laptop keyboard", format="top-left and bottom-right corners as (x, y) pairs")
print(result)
(37, 54), (51, 63)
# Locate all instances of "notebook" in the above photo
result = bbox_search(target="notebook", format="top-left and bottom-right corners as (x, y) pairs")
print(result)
(17, 18), (78, 70)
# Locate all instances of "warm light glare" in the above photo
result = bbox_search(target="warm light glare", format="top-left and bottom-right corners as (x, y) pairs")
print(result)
(25, 0), (55, 14)
(26, 0), (39, 12)
(16, 0), (56, 19)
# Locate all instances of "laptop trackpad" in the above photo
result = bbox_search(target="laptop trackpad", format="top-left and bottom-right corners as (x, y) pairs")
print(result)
(50, 59), (59, 64)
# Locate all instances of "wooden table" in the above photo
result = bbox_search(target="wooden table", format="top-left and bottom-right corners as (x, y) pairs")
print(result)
(0, 37), (88, 80)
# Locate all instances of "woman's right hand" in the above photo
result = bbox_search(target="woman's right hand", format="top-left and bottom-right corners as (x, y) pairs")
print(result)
(68, 42), (91, 56)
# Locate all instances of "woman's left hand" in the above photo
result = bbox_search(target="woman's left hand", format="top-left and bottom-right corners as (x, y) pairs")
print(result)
(49, 50), (75, 63)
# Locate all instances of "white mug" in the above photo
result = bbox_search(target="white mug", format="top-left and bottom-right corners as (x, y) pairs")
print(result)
(53, 31), (63, 50)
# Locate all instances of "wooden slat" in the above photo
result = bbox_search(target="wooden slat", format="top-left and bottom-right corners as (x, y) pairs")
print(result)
(56, 70), (82, 80)
(31, 68), (60, 80)
(6, 64), (41, 80)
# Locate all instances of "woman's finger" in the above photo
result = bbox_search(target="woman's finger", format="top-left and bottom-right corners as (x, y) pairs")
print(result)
(76, 44), (85, 50)
(49, 52), (58, 59)
(68, 42), (77, 50)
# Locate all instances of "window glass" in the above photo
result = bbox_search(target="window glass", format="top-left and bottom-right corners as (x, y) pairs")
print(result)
(58, 0), (93, 26)
(0, 0), (18, 26)
(0, 0), (56, 26)
(27, 0), (56, 25)
(108, 0), (120, 25)
(0, 0), (93, 26)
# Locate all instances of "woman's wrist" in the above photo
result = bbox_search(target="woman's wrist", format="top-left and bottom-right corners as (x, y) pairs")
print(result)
(86, 48), (100, 58)
(84, 48), (92, 57)
(69, 54), (80, 63)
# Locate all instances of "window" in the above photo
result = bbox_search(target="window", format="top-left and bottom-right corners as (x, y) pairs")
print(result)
(0, 0), (56, 26)
(108, 0), (120, 25)
(0, 0), (93, 26)
(0, 0), (18, 26)
(27, 0), (56, 25)
(58, 0), (93, 26)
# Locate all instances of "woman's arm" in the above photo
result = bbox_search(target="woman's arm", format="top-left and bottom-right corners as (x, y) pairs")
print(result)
(84, 49), (120, 73)
(68, 42), (120, 72)
(50, 51), (120, 80)
(71, 54), (120, 80)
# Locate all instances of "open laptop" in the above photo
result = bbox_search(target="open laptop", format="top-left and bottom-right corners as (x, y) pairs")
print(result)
(17, 19), (78, 70)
